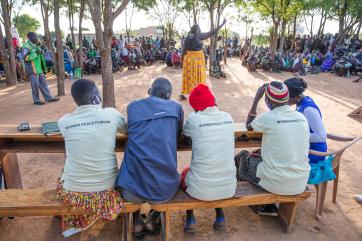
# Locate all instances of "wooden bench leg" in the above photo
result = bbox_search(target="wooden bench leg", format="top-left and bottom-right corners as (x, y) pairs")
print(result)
(279, 202), (298, 233)
(120, 213), (134, 241)
(0, 153), (22, 189)
(161, 211), (171, 241)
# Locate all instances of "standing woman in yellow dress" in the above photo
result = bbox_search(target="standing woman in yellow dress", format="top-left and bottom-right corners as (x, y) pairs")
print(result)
(180, 19), (227, 100)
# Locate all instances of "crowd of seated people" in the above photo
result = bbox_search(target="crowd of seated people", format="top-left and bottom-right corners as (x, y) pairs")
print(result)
(241, 33), (362, 77)
(56, 74), (335, 240)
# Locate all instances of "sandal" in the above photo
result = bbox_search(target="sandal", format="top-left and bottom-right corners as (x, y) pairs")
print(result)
(133, 214), (147, 241)
(144, 210), (161, 235)
(184, 218), (196, 233)
(213, 217), (226, 230)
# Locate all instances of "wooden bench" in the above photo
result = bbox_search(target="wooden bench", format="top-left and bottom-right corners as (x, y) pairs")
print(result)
(0, 189), (141, 241)
(151, 181), (312, 241)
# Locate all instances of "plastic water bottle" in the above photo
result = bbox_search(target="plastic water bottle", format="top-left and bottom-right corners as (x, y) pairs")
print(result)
(70, 71), (74, 80)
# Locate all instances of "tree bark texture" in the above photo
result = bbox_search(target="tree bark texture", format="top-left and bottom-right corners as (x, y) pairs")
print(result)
(54, 0), (65, 96)
(1, 0), (17, 86)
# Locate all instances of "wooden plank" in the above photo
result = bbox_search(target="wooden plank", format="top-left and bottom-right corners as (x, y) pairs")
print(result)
(0, 189), (141, 217)
(0, 124), (261, 141)
(0, 153), (22, 189)
(151, 182), (311, 212)
(0, 134), (262, 154)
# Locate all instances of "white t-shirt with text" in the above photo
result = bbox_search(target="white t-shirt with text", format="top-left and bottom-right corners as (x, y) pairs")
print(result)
(251, 105), (310, 195)
(58, 105), (127, 192)
(184, 107), (237, 201)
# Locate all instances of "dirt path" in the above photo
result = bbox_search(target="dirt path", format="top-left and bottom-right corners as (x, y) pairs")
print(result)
(0, 59), (361, 241)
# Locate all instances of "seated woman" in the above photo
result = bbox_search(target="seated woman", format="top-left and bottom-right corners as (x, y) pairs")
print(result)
(181, 84), (236, 232)
(57, 79), (127, 237)
(284, 78), (336, 185)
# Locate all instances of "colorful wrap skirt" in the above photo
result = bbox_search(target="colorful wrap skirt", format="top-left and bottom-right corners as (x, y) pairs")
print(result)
(182, 50), (206, 95)
(56, 178), (124, 237)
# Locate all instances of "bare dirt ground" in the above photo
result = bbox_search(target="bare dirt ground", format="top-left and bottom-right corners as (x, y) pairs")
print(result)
(0, 58), (361, 241)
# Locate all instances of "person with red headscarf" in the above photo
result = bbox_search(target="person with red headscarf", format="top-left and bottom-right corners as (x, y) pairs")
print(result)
(181, 84), (236, 232)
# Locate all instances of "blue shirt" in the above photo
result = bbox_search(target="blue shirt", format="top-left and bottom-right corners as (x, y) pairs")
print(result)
(117, 96), (184, 203)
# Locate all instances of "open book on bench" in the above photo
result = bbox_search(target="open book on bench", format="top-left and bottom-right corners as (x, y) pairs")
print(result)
(42, 121), (60, 136)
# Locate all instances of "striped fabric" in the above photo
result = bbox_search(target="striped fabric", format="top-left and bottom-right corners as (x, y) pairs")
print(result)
(265, 82), (289, 103)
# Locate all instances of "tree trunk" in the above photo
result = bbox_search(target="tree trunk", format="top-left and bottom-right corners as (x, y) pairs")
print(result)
(357, 22), (361, 38)
(279, 20), (286, 53)
(41, 0), (57, 74)
(291, 15), (297, 51)
(78, 0), (85, 72)
(271, 22), (279, 57)
(88, 0), (116, 107)
(338, 0), (348, 43)
(0, 23), (14, 86)
(1, 0), (17, 86)
(310, 15), (314, 37)
(54, 0), (65, 96)
(208, 7), (215, 74)
(192, 5), (197, 25)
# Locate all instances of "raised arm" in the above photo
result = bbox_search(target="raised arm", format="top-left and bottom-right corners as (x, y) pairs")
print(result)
(246, 84), (268, 131)
(198, 19), (227, 41)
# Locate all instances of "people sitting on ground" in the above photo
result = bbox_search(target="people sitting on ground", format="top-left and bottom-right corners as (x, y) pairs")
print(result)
(57, 79), (127, 237)
(117, 78), (184, 240)
(64, 46), (75, 80)
(172, 49), (182, 68)
(283, 78), (336, 188)
(235, 81), (310, 216)
(181, 84), (236, 232)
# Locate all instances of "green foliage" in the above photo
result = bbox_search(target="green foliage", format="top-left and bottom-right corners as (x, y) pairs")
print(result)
(13, 14), (41, 40)
(252, 34), (269, 46)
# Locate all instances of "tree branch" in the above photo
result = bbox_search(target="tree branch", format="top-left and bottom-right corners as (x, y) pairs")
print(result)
(112, 0), (130, 20)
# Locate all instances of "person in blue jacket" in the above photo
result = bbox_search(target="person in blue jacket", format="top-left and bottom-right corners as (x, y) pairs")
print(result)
(284, 77), (336, 185)
(117, 78), (184, 240)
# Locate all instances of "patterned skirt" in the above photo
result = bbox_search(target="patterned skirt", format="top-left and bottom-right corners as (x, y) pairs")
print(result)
(182, 50), (206, 95)
(56, 178), (124, 237)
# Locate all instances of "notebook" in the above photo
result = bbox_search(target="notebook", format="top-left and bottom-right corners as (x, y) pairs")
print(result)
(42, 121), (60, 136)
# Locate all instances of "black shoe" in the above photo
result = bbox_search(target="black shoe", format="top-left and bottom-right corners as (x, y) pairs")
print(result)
(47, 97), (60, 102)
(33, 101), (45, 105)
(250, 204), (279, 217)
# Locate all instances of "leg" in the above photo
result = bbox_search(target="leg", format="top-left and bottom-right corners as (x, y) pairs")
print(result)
(316, 182), (328, 219)
(121, 189), (145, 239)
(213, 208), (226, 230)
(38, 74), (54, 101)
(279, 202), (298, 234)
(333, 165), (340, 203)
(29, 74), (41, 103)
(0, 153), (22, 189)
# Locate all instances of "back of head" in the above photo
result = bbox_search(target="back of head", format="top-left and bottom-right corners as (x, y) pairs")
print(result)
(189, 84), (215, 112)
(150, 78), (172, 100)
(265, 81), (289, 106)
(283, 78), (307, 98)
(190, 25), (200, 35)
(71, 79), (99, 106)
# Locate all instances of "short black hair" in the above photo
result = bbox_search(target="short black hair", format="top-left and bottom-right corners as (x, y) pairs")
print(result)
(150, 78), (172, 99)
(71, 79), (98, 106)
(284, 78), (307, 98)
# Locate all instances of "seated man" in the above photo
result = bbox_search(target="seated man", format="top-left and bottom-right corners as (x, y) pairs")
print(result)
(181, 84), (236, 232)
(57, 79), (127, 237)
(117, 78), (184, 240)
(235, 81), (310, 216)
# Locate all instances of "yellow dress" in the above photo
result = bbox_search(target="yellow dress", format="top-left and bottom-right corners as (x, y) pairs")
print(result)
(182, 50), (206, 95)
